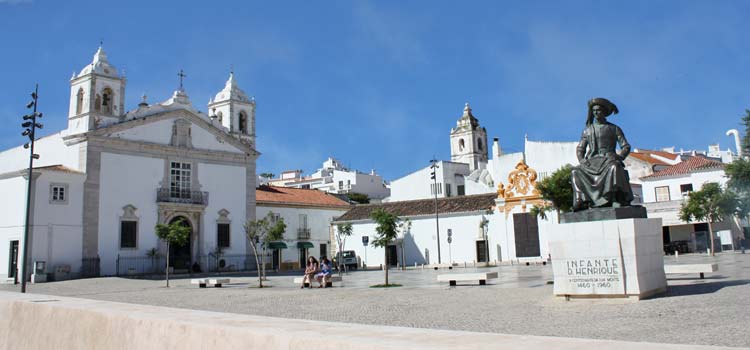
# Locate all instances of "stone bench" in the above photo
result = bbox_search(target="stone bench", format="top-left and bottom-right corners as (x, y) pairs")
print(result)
(191, 278), (230, 288)
(293, 275), (342, 288)
(664, 263), (718, 279)
(437, 272), (498, 286)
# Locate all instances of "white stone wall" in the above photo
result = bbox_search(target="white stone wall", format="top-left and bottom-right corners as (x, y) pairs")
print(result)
(0, 176), (32, 280)
(111, 119), (173, 145)
(524, 140), (578, 180)
(199, 163), (247, 256)
(98, 153), (164, 275)
(0, 170), (85, 281)
(29, 171), (85, 278)
(191, 125), (244, 153)
(641, 169), (727, 203)
(487, 152), (524, 186)
(0, 133), (82, 174)
(388, 162), (469, 202)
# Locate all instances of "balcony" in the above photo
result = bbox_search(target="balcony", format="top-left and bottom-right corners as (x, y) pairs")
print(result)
(297, 228), (311, 240)
(157, 188), (209, 206)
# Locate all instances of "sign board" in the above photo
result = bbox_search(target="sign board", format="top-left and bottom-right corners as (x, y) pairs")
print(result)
(551, 255), (625, 295)
(362, 236), (369, 246)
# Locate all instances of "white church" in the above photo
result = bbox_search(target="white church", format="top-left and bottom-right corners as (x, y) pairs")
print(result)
(0, 46), (259, 282)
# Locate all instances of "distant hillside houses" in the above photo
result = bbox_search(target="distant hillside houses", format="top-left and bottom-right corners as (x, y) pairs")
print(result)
(263, 157), (390, 202)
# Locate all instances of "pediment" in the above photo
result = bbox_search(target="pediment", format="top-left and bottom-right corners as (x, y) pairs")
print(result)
(90, 110), (255, 155)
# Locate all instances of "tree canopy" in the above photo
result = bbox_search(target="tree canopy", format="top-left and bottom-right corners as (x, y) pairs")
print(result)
(679, 182), (738, 256)
(347, 192), (370, 204)
(370, 209), (401, 286)
(531, 165), (573, 220)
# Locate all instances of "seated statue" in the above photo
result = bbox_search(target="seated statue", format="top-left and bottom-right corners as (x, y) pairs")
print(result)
(571, 98), (634, 211)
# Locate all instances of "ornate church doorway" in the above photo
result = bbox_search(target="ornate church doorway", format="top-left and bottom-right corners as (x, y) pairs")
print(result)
(168, 216), (192, 270)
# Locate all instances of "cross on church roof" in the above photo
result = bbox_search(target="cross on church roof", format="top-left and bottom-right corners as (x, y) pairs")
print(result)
(177, 69), (187, 90)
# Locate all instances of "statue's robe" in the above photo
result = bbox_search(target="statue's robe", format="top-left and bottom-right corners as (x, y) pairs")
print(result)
(571, 121), (634, 210)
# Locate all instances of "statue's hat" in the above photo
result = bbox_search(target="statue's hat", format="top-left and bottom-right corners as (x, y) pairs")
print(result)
(588, 97), (618, 115)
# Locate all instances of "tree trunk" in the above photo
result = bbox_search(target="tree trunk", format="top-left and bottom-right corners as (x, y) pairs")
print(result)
(165, 241), (170, 288)
(261, 248), (267, 281)
(708, 220), (716, 257)
(250, 244), (262, 288)
(384, 249), (389, 286)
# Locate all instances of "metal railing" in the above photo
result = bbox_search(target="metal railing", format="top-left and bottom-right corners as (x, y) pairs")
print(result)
(197, 253), (271, 273)
(80, 256), (100, 278)
(115, 252), (273, 276)
(156, 188), (209, 205)
(116, 255), (165, 276)
(298, 228), (311, 240)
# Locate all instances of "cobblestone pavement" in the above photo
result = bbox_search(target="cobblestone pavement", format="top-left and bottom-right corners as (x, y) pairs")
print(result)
(2, 253), (749, 348)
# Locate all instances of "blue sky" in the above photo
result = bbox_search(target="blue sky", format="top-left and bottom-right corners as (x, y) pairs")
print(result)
(1, 1), (749, 180)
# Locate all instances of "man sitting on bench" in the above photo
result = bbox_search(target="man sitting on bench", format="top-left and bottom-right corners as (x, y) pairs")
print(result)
(315, 257), (333, 288)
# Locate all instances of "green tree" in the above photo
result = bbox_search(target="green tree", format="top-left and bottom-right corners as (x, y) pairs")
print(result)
(531, 165), (573, 221)
(370, 209), (400, 286)
(155, 219), (191, 287)
(259, 172), (276, 179)
(679, 183), (738, 256)
(335, 223), (353, 275)
(244, 212), (286, 288)
(346, 192), (370, 204)
(740, 109), (750, 155)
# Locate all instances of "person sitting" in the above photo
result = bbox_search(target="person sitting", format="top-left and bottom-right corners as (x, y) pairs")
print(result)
(315, 257), (333, 288)
(301, 256), (319, 289)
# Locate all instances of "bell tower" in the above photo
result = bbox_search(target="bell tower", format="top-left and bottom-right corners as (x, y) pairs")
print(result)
(208, 72), (255, 147)
(67, 45), (126, 134)
(450, 102), (488, 171)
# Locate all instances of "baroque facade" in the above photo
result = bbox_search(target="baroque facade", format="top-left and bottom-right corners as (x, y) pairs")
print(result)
(0, 46), (259, 281)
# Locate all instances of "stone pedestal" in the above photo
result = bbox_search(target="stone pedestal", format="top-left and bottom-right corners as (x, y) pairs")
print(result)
(548, 218), (666, 300)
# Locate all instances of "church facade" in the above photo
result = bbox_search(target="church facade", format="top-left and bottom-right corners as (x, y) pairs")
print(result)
(0, 47), (259, 281)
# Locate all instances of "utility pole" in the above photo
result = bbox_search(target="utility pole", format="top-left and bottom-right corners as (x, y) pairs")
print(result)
(20, 84), (43, 293)
(430, 159), (441, 264)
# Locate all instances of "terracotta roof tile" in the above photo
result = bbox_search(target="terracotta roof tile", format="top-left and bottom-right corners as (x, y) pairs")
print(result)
(256, 185), (351, 208)
(628, 152), (670, 166)
(642, 157), (724, 180)
(34, 165), (84, 174)
(335, 193), (497, 222)
(635, 149), (680, 161)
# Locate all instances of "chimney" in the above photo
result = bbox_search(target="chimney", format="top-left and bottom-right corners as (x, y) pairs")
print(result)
(492, 137), (502, 157)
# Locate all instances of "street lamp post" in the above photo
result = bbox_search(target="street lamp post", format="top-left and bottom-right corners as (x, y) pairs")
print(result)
(20, 84), (43, 293)
(430, 159), (441, 264)
(481, 215), (490, 266)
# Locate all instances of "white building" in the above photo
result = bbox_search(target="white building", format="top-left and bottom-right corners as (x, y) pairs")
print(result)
(256, 186), (350, 270)
(641, 156), (742, 253)
(268, 157), (390, 201)
(387, 161), (471, 202)
(0, 46), (259, 282)
(334, 160), (556, 266)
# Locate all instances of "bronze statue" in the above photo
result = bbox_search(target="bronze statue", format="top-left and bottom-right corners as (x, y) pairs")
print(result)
(571, 98), (634, 211)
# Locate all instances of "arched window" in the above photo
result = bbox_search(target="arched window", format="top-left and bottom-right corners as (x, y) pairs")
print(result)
(239, 111), (248, 134)
(477, 138), (483, 151)
(459, 139), (465, 151)
(101, 88), (114, 114)
(76, 88), (84, 115)
(94, 94), (102, 112)
(216, 111), (223, 124)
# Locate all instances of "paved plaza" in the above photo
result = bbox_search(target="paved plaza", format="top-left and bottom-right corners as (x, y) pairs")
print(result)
(2, 253), (749, 348)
